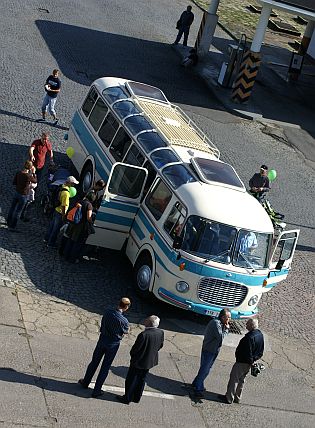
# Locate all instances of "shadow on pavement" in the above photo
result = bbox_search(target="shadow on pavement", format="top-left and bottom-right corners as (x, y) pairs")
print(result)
(0, 109), (69, 131)
(35, 20), (224, 112)
(0, 140), (209, 333)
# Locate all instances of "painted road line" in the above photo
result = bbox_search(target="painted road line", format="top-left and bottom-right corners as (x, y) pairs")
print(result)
(89, 382), (175, 400)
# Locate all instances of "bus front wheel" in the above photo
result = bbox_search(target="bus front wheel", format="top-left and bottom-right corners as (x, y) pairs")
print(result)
(134, 254), (152, 298)
(80, 162), (94, 194)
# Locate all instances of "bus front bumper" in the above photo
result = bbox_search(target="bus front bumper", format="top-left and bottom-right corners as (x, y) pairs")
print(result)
(157, 287), (258, 319)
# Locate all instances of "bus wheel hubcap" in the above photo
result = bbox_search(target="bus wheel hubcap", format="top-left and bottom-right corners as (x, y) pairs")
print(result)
(137, 265), (151, 291)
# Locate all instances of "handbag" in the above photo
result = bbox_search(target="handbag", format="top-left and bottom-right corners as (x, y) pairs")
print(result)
(176, 20), (181, 29)
(87, 222), (96, 235)
(251, 362), (265, 377)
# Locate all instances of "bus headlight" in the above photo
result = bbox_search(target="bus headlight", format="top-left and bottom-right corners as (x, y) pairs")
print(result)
(176, 281), (189, 293)
(248, 295), (259, 306)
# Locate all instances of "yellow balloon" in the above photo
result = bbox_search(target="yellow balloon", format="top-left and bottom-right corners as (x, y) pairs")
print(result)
(66, 146), (75, 159)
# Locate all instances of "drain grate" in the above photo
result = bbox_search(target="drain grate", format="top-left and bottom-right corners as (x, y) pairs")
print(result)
(229, 320), (245, 335)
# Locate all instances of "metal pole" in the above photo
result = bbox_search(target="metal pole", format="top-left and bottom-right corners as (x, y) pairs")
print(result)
(207, 0), (220, 14)
(250, 4), (272, 53)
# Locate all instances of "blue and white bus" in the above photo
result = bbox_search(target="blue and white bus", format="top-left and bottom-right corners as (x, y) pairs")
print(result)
(66, 77), (299, 319)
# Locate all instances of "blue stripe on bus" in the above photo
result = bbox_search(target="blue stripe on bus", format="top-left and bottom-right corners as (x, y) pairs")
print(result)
(97, 212), (134, 227)
(136, 208), (271, 286)
(72, 112), (112, 173)
(132, 221), (145, 240)
(101, 200), (139, 212)
(156, 253), (181, 279)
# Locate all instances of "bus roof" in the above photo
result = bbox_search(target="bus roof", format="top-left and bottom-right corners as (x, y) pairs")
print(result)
(176, 180), (274, 233)
(94, 77), (220, 159)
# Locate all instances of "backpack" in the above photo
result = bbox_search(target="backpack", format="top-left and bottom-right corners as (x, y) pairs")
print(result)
(66, 203), (83, 224)
(53, 186), (69, 208)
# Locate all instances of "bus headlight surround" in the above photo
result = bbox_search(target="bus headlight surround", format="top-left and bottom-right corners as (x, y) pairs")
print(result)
(248, 295), (259, 306)
(176, 281), (189, 293)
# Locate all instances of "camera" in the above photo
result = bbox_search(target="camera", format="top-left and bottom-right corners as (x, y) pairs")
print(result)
(251, 362), (265, 377)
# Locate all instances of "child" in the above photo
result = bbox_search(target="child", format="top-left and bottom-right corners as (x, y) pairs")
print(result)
(20, 164), (37, 222)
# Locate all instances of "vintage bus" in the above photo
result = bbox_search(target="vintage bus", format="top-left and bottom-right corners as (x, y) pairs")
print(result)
(66, 77), (299, 319)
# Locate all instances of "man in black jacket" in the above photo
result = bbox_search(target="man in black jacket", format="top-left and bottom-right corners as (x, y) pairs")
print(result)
(174, 5), (194, 46)
(116, 315), (164, 404)
(224, 318), (264, 404)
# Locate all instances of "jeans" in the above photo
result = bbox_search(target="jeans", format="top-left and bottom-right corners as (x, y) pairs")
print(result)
(83, 335), (120, 394)
(45, 210), (63, 246)
(192, 350), (219, 392)
(124, 366), (149, 403)
(42, 94), (57, 117)
(7, 192), (28, 229)
(175, 26), (190, 46)
(63, 239), (85, 262)
(36, 167), (44, 183)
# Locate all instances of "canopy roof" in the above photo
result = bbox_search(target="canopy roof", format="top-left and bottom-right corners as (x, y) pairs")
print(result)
(259, 0), (315, 18)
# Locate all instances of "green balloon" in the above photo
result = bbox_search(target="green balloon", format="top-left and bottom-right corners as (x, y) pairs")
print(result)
(268, 169), (277, 182)
(66, 146), (75, 159)
(69, 187), (77, 198)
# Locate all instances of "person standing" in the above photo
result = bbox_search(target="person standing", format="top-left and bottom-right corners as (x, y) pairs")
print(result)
(41, 69), (61, 123)
(44, 176), (79, 248)
(116, 315), (164, 404)
(63, 191), (96, 263)
(78, 298), (131, 398)
(224, 318), (264, 404)
(29, 132), (54, 182)
(249, 165), (270, 201)
(191, 308), (231, 398)
(174, 5), (194, 46)
(7, 161), (37, 231)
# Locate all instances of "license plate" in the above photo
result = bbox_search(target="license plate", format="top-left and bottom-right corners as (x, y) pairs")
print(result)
(204, 309), (218, 317)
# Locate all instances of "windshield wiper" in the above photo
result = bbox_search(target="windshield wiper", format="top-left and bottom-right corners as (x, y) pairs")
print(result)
(239, 251), (256, 270)
(205, 250), (230, 262)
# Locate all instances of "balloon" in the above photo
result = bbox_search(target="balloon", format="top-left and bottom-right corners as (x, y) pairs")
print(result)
(66, 146), (75, 159)
(268, 169), (277, 182)
(69, 187), (77, 198)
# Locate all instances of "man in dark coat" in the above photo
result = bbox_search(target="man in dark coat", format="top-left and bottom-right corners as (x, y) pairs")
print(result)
(224, 318), (264, 404)
(174, 5), (194, 46)
(249, 164), (270, 201)
(116, 315), (164, 404)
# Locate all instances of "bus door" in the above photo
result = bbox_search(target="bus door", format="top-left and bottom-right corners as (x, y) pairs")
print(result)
(87, 162), (148, 250)
(267, 229), (300, 288)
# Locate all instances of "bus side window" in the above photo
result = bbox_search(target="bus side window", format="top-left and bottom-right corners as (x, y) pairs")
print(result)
(98, 113), (119, 147)
(124, 144), (145, 166)
(89, 98), (109, 132)
(164, 202), (186, 239)
(146, 180), (172, 220)
(110, 127), (132, 161)
(82, 87), (98, 117)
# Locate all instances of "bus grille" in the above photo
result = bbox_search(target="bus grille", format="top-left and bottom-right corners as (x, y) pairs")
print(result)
(197, 277), (248, 307)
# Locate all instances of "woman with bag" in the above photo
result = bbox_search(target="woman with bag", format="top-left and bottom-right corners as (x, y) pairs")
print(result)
(63, 191), (96, 263)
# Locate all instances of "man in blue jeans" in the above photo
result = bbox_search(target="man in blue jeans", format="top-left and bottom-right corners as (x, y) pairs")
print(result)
(192, 308), (231, 398)
(78, 297), (131, 398)
(7, 160), (37, 231)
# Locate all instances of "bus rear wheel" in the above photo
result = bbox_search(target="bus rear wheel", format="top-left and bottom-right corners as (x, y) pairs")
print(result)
(80, 162), (94, 195)
(134, 253), (152, 298)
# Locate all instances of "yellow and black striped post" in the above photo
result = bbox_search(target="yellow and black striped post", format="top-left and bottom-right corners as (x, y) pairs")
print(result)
(231, 50), (261, 103)
(194, 11), (208, 52)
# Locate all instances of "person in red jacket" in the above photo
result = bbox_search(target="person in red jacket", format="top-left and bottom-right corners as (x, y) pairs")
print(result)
(29, 132), (54, 182)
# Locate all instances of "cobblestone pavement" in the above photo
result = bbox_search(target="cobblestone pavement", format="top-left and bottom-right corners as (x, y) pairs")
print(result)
(0, 0), (314, 378)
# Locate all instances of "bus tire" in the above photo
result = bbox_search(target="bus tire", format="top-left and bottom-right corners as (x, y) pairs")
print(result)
(133, 253), (152, 298)
(80, 161), (94, 195)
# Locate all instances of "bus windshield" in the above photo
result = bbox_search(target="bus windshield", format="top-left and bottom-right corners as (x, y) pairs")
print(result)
(181, 216), (271, 269)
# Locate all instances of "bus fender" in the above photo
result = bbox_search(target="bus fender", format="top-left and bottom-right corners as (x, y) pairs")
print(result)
(133, 244), (156, 292)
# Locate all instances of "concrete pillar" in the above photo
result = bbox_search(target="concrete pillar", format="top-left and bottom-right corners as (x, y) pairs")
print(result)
(300, 20), (315, 54)
(195, 0), (220, 57)
(231, 4), (271, 103)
